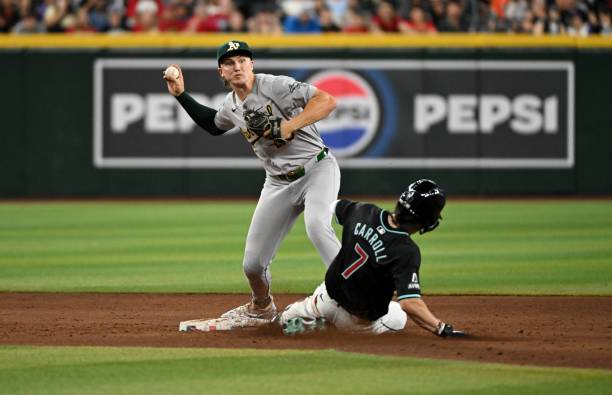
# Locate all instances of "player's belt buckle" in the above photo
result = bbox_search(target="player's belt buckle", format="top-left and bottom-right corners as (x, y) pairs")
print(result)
(284, 166), (305, 182)
(278, 147), (327, 183)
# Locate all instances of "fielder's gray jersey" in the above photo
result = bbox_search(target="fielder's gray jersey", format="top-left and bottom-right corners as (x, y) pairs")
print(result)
(214, 73), (326, 175)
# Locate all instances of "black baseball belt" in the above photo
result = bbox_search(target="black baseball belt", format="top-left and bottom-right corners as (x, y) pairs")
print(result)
(275, 147), (329, 183)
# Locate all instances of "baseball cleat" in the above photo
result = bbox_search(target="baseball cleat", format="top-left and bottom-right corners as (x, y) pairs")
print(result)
(220, 297), (277, 322)
(282, 317), (326, 335)
(282, 317), (306, 335)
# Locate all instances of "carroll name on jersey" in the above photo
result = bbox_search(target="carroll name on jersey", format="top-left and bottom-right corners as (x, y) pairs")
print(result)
(353, 222), (387, 262)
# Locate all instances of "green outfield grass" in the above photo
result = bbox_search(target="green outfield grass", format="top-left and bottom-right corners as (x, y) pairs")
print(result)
(0, 200), (611, 294)
(0, 346), (610, 395)
(1, 200), (611, 393)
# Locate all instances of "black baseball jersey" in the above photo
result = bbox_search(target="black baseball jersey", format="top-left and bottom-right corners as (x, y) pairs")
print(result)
(325, 200), (422, 321)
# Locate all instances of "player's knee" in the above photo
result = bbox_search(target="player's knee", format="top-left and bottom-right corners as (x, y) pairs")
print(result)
(242, 251), (266, 277)
(385, 301), (408, 331)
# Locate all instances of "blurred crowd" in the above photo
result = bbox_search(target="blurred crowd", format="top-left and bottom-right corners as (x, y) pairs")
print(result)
(1, 0), (610, 35)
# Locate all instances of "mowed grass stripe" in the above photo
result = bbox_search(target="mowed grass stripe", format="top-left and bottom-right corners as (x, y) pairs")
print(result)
(0, 346), (610, 395)
(0, 201), (611, 294)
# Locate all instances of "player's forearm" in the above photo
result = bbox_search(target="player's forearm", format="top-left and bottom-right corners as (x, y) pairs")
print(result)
(175, 92), (228, 136)
(400, 298), (441, 334)
(286, 90), (336, 132)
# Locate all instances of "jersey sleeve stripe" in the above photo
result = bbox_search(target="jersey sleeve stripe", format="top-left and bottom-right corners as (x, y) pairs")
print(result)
(397, 294), (422, 300)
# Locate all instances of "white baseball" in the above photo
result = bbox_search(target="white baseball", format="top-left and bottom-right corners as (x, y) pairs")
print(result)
(164, 66), (180, 80)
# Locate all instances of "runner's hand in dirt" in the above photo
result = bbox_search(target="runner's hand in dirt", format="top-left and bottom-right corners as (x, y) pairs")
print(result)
(437, 322), (468, 338)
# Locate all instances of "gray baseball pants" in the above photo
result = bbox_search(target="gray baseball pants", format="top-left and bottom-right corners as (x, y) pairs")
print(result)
(242, 154), (341, 303)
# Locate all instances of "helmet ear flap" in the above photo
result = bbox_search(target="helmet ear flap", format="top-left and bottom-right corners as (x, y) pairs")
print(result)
(419, 219), (440, 234)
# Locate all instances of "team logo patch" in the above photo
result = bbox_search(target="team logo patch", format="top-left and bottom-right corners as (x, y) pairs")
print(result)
(306, 70), (380, 157)
(408, 273), (420, 290)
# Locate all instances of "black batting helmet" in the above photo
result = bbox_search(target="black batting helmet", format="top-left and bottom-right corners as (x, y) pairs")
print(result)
(394, 179), (446, 234)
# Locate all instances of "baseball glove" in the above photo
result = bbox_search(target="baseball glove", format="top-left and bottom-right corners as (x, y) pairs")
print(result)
(437, 322), (468, 338)
(244, 109), (286, 146)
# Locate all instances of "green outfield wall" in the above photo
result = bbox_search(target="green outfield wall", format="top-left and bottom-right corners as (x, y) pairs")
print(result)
(1, 34), (611, 196)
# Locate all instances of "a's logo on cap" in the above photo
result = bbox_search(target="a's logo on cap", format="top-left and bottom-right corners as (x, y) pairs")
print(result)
(306, 70), (380, 157)
(227, 41), (240, 51)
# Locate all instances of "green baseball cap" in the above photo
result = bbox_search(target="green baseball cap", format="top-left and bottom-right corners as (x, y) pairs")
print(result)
(217, 40), (253, 66)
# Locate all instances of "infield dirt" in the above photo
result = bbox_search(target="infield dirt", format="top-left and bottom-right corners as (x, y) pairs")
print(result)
(1, 293), (610, 369)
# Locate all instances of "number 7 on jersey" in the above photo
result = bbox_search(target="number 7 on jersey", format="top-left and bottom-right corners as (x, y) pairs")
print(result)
(341, 243), (369, 279)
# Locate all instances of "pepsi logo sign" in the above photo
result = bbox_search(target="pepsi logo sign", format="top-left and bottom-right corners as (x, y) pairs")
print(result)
(306, 70), (380, 157)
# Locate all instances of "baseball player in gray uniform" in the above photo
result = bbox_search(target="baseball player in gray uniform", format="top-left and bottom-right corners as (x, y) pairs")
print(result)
(164, 40), (341, 327)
